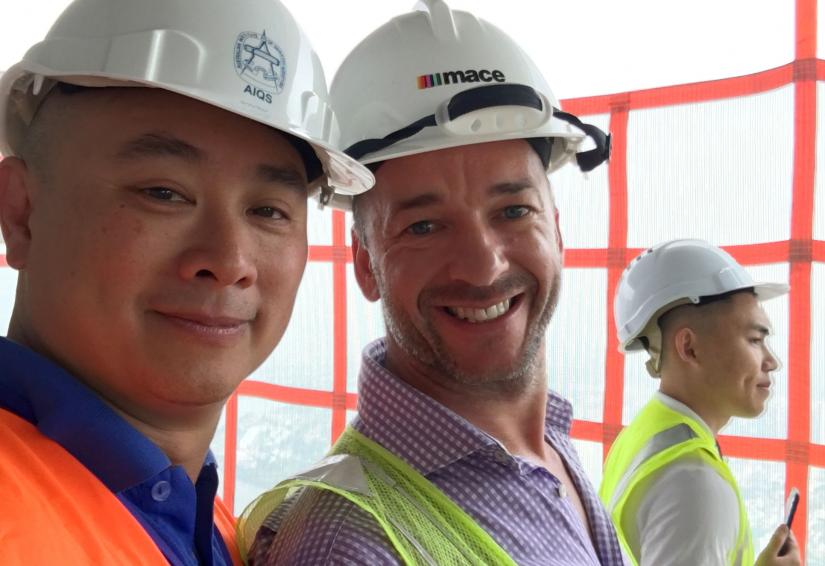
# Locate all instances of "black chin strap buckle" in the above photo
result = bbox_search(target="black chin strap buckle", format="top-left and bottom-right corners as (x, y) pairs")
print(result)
(553, 109), (612, 172)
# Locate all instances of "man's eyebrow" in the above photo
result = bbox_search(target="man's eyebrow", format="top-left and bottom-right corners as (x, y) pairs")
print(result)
(115, 132), (204, 162)
(255, 164), (308, 194)
(489, 180), (535, 196)
(750, 323), (772, 336)
(388, 182), (535, 216)
(391, 193), (443, 214)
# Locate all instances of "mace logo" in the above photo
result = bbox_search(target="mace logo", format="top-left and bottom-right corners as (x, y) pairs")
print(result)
(417, 68), (506, 89)
(234, 30), (286, 98)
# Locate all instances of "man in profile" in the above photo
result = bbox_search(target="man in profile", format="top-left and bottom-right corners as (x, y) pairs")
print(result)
(602, 239), (800, 566)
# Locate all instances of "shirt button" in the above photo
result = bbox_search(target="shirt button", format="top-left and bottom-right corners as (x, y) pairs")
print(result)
(151, 480), (172, 502)
(558, 483), (568, 498)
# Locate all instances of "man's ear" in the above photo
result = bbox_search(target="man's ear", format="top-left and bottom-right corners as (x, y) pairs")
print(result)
(0, 157), (35, 270)
(673, 327), (699, 367)
(351, 228), (380, 302)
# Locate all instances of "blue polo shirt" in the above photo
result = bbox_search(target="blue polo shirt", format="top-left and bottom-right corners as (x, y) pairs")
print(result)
(0, 337), (234, 566)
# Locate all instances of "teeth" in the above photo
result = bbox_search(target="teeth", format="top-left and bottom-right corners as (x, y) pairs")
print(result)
(448, 299), (512, 323)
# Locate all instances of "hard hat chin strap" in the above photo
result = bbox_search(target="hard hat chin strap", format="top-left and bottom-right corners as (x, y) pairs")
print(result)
(552, 109), (611, 172)
(638, 298), (694, 378)
(641, 320), (664, 378)
(344, 83), (610, 172)
(344, 111), (437, 162)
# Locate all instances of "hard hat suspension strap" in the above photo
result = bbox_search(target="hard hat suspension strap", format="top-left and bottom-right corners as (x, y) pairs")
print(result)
(344, 83), (610, 173)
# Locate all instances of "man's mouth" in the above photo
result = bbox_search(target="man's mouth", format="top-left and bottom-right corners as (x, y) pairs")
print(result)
(152, 309), (255, 338)
(163, 313), (250, 328)
(445, 298), (513, 323)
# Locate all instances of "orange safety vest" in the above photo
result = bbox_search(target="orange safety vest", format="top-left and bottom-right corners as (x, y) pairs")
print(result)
(0, 409), (241, 565)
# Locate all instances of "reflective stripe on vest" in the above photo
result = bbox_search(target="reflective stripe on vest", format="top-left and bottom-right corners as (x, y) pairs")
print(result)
(606, 423), (697, 513)
(599, 399), (754, 566)
(238, 427), (517, 566)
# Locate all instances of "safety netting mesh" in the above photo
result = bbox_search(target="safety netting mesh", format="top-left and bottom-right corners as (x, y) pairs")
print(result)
(0, 1), (822, 561)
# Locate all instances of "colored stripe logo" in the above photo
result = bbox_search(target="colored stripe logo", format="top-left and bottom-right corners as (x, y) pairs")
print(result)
(416, 69), (506, 89)
(417, 73), (443, 89)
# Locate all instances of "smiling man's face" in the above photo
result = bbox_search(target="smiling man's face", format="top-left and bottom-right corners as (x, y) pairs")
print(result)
(352, 139), (563, 391)
(2, 87), (309, 422)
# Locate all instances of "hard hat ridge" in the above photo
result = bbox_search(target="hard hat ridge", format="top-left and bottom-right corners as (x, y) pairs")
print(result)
(413, 0), (458, 42)
(326, 0), (609, 209)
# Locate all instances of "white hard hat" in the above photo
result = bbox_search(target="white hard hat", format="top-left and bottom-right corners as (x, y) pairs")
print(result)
(324, 0), (609, 207)
(0, 0), (373, 197)
(615, 239), (788, 374)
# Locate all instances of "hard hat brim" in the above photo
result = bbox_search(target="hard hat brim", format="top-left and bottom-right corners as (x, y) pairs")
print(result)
(753, 282), (790, 301)
(620, 280), (790, 354)
(0, 66), (375, 196)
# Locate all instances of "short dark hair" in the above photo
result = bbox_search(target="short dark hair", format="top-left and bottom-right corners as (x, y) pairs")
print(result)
(696, 287), (756, 306)
(652, 286), (757, 352)
(283, 135), (322, 184)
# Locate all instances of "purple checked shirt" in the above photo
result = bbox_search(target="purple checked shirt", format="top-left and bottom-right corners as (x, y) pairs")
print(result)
(252, 339), (625, 565)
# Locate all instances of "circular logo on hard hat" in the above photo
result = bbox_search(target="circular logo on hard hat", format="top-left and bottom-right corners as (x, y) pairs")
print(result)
(234, 30), (286, 94)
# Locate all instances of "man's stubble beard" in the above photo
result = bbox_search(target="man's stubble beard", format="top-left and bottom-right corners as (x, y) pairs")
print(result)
(377, 266), (562, 395)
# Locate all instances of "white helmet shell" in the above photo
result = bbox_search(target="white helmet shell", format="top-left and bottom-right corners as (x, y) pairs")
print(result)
(329, 0), (608, 177)
(0, 0), (373, 196)
(615, 238), (789, 353)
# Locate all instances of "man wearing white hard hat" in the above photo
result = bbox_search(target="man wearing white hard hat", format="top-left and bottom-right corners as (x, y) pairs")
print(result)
(0, 0), (372, 563)
(600, 239), (801, 566)
(240, 1), (625, 564)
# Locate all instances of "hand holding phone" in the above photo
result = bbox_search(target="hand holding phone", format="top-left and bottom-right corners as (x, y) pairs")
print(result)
(780, 487), (800, 558)
(784, 487), (800, 528)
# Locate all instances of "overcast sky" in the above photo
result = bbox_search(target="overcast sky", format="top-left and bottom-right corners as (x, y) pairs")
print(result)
(1, 0), (814, 100)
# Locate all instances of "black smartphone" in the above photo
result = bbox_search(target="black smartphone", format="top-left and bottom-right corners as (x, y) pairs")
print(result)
(785, 487), (800, 528)
(779, 487), (801, 556)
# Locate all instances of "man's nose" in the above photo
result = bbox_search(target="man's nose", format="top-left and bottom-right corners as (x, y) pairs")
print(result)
(445, 220), (509, 287)
(763, 343), (780, 373)
(177, 208), (257, 288)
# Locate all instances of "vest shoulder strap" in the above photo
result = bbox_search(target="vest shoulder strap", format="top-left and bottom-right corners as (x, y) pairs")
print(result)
(239, 426), (518, 566)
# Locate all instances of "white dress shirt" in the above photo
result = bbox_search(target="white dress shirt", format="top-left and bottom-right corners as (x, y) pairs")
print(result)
(620, 392), (740, 566)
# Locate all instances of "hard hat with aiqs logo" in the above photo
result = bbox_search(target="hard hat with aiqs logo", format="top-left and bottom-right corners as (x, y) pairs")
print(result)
(324, 0), (610, 208)
(614, 238), (788, 376)
(0, 0), (373, 198)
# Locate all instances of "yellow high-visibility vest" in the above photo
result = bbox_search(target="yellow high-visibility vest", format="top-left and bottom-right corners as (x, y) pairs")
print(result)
(239, 426), (517, 566)
(599, 398), (754, 566)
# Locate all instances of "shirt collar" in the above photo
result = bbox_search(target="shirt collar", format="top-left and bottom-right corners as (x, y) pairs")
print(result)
(353, 338), (574, 475)
(654, 390), (715, 437)
(0, 337), (216, 492)
(545, 387), (574, 434)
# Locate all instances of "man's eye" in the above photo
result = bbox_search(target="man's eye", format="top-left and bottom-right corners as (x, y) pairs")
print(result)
(251, 206), (286, 220)
(143, 187), (187, 202)
(407, 220), (435, 235)
(503, 205), (530, 219)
